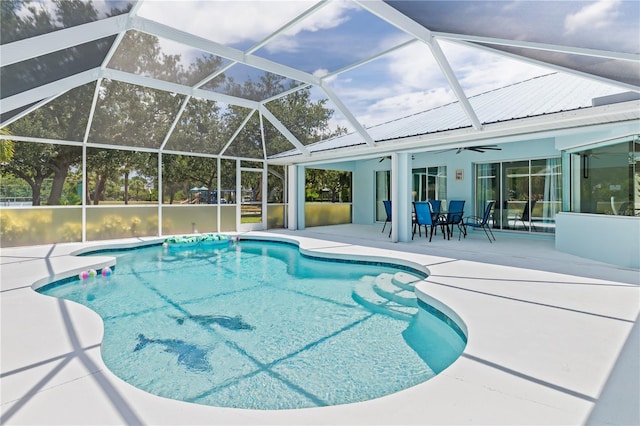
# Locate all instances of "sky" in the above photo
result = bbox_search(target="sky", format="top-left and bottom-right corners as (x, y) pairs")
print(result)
(19, 0), (638, 133)
(134, 0), (635, 131)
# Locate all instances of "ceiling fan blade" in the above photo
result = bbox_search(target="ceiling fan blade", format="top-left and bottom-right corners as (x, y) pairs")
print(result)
(457, 145), (503, 153)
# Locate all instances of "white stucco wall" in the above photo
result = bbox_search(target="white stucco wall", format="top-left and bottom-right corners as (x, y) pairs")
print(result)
(556, 213), (640, 269)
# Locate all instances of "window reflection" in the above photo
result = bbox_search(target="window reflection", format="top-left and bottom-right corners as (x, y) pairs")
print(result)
(412, 166), (446, 204)
(570, 139), (639, 216)
(475, 158), (561, 233)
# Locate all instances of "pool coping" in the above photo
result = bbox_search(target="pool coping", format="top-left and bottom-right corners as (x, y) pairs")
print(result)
(1, 231), (639, 425)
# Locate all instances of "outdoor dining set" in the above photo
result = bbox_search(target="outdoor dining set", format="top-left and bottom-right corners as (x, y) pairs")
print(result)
(382, 200), (496, 243)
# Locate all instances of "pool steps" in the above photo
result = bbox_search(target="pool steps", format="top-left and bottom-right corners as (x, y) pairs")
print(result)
(391, 271), (422, 291)
(352, 272), (423, 320)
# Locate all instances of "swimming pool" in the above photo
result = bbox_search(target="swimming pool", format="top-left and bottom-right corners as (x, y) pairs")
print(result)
(38, 240), (466, 409)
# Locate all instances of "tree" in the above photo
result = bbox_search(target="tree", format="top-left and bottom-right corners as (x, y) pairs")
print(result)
(2, 1), (345, 212)
(5, 83), (91, 204)
(0, 141), (52, 205)
(86, 148), (121, 204)
(0, 128), (15, 164)
(129, 176), (147, 201)
(306, 168), (351, 202)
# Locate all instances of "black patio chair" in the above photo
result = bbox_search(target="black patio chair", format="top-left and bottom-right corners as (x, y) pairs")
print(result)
(440, 200), (465, 239)
(513, 199), (537, 231)
(461, 201), (496, 242)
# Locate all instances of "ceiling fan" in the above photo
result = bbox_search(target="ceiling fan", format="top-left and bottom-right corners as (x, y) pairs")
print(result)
(455, 145), (502, 154)
(378, 154), (415, 162)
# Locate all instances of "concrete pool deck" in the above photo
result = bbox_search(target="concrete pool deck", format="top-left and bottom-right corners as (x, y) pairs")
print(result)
(1, 225), (639, 425)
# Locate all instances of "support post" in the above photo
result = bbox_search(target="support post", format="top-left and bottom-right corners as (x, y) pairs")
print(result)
(391, 152), (412, 242)
(287, 165), (297, 230)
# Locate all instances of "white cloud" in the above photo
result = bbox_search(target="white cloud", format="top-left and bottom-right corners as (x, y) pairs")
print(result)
(359, 88), (455, 126)
(386, 43), (445, 90)
(313, 68), (330, 78)
(564, 0), (621, 34)
(325, 37), (552, 128)
(284, 0), (357, 35)
(438, 40), (551, 97)
(266, 0), (359, 53)
(137, 1), (317, 46)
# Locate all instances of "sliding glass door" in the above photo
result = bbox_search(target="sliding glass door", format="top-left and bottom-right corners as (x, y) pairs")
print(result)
(476, 158), (561, 233)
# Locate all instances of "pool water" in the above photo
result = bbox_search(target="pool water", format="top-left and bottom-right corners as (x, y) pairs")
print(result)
(38, 240), (466, 409)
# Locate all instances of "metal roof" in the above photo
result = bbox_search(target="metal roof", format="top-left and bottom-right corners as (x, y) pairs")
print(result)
(274, 72), (633, 158)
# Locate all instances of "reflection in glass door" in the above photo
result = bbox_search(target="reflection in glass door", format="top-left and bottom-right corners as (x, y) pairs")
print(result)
(503, 161), (530, 231)
(375, 170), (390, 221)
(476, 158), (561, 233)
(239, 169), (264, 230)
(413, 166), (447, 203)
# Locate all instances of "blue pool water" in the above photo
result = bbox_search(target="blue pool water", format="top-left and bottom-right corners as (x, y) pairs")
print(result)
(38, 240), (466, 409)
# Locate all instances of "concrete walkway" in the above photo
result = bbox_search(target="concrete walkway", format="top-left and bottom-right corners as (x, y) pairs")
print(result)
(1, 226), (638, 425)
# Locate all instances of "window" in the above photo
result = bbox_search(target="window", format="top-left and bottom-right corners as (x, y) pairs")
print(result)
(475, 158), (561, 233)
(570, 139), (639, 216)
(412, 166), (447, 203)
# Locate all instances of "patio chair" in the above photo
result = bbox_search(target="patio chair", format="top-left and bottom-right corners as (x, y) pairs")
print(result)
(513, 200), (537, 231)
(381, 200), (392, 237)
(427, 200), (441, 213)
(441, 200), (465, 239)
(461, 201), (496, 242)
(412, 201), (438, 241)
(617, 202), (630, 216)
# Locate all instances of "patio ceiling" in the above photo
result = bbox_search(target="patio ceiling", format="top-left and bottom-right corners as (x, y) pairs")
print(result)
(1, 0), (639, 162)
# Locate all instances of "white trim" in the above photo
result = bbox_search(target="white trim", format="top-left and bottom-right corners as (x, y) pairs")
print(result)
(356, 0), (432, 42)
(220, 110), (257, 156)
(261, 84), (312, 105)
(0, 15), (129, 67)
(560, 133), (639, 153)
(159, 96), (191, 151)
(429, 38), (483, 130)
(2, 69), (101, 113)
(268, 101), (640, 166)
(449, 39), (640, 93)
(101, 69), (262, 110)
(0, 92), (67, 128)
(259, 112), (267, 161)
(433, 31), (639, 63)
(83, 79), (102, 144)
(130, 16), (320, 86)
(245, 1), (330, 54)
(259, 106), (309, 156)
(323, 38), (420, 79)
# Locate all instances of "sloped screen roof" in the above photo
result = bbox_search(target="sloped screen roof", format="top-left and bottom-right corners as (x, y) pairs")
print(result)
(1, 0), (638, 162)
(387, 0), (640, 87)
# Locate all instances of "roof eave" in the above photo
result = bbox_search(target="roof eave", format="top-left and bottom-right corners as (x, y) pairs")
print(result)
(268, 100), (640, 166)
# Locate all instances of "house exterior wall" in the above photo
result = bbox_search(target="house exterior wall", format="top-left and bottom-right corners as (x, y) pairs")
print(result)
(557, 213), (640, 269)
(350, 138), (558, 226)
(309, 122), (639, 269)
